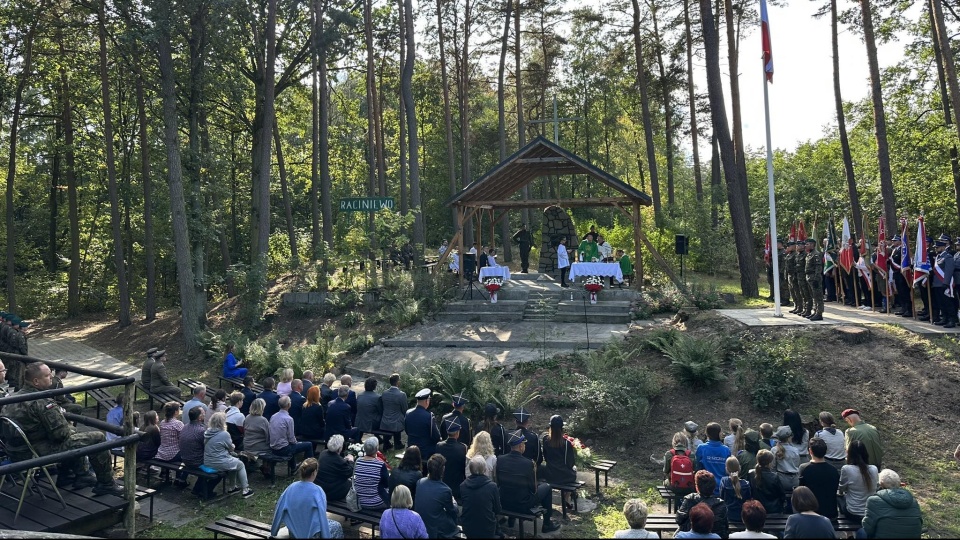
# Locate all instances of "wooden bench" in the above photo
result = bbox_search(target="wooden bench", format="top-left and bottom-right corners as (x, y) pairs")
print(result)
(258, 453), (297, 487)
(657, 485), (682, 514)
(136, 486), (158, 522)
(218, 376), (263, 394)
(83, 387), (117, 420)
(326, 499), (383, 536)
(549, 480), (585, 519)
(206, 514), (271, 539)
(644, 513), (864, 535)
(587, 459), (617, 495)
(297, 437), (328, 454)
(177, 377), (218, 401)
(135, 382), (183, 410)
(140, 458), (227, 499)
(501, 506), (544, 539)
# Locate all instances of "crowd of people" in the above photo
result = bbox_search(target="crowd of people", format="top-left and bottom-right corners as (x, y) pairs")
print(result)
(611, 409), (922, 539)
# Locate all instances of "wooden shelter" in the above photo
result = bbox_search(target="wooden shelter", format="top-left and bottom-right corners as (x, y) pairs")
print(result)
(438, 136), (682, 288)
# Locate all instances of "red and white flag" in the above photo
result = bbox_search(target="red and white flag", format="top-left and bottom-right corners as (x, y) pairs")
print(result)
(761, 0), (774, 83)
(839, 217), (854, 274)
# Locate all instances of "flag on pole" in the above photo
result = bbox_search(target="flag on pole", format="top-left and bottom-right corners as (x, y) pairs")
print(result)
(798, 220), (807, 243)
(839, 217), (854, 273)
(826, 218), (838, 253)
(913, 216), (930, 286)
(764, 231), (771, 264)
(760, 0), (774, 83)
(876, 218), (888, 280)
(823, 217), (837, 275)
(856, 256), (873, 290)
(789, 223), (796, 244)
(824, 252), (836, 275)
(900, 218), (914, 285)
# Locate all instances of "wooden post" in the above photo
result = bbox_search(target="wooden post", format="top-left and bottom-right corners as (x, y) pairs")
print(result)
(632, 201), (643, 289)
(123, 381), (137, 537)
(457, 206), (465, 289)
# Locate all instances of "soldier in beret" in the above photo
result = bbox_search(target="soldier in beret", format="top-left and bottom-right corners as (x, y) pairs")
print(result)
(435, 417), (468, 499)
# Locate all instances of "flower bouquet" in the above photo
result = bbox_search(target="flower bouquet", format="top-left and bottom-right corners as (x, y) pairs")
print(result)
(584, 275), (604, 304)
(345, 442), (363, 460)
(484, 277), (504, 303)
(563, 434), (596, 470)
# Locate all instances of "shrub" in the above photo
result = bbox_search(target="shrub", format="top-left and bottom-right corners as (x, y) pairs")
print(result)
(569, 366), (657, 435)
(384, 300), (422, 327)
(689, 282), (723, 310)
(734, 336), (809, 410)
(649, 332), (726, 387)
(342, 311), (364, 328)
(343, 332), (375, 355)
(633, 285), (686, 319)
(325, 290), (361, 315)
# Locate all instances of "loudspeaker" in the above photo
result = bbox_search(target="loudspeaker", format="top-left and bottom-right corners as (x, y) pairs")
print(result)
(675, 234), (689, 255)
(463, 254), (477, 277)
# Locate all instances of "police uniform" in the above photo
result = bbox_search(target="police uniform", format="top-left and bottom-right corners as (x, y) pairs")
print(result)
(440, 393), (472, 447)
(804, 239), (824, 320)
(404, 388), (441, 459)
(435, 417), (468, 499)
(513, 407), (542, 465)
(954, 237), (960, 313)
(889, 237), (910, 316)
(916, 239), (936, 318)
(496, 429), (559, 533)
(1, 379), (122, 494)
(933, 234), (957, 328)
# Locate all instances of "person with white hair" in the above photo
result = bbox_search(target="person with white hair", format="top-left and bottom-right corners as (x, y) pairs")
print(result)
(614, 498), (659, 538)
(204, 412), (254, 498)
(316, 435), (354, 502)
(379, 485), (428, 539)
(459, 456), (502, 539)
(860, 469), (923, 538)
(354, 437), (390, 509)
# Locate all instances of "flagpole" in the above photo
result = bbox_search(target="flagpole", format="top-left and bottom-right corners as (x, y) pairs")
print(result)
(763, 71), (781, 317)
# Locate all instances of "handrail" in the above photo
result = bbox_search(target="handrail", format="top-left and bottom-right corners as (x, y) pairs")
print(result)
(0, 376), (135, 406)
(63, 412), (124, 436)
(0, 433), (141, 477)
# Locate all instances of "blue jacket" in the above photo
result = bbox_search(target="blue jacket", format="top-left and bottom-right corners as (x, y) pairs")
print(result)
(288, 391), (306, 434)
(271, 480), (332, 538)
(325, 398), (354, 440)
(414, 477), (459, 538)
(222, 352), (247, 379)
(258, 390), (280, 420)
(405, 405), (441, 459)
(240, 387), (257, 416)
(695, 440), (731, 495)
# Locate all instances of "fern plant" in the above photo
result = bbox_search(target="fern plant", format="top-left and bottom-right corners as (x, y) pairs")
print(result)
(651, 332), (726, 387)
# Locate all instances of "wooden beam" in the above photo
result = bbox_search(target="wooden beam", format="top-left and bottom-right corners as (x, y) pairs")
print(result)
(611, 203), (633, 221)
(515, 157), (569, 164)
(462, 197), (634, 209)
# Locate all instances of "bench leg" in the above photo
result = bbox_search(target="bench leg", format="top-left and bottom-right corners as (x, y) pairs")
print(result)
(594, 470), (601, 496)
(149, 496), (154, 522)
(603, 470), (609, 487)
(516, 518), (524, 540)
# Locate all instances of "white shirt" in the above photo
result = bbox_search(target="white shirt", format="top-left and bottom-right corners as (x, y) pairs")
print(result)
(557, 244), (570, 269)
(730, 532), (777, 539)
(468, 247), (477, 255)
(439, 244), (447, 255)
(815, 426), (846, 460)
(598, 241), (613, 260)
(487, 254), (498, 267)
(225, 406), (245, 426)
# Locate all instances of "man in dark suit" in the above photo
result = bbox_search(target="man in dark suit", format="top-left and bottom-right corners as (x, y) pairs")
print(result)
(497, 430), (560, 533)
(436, 417), (468, 500)
(239, 376), (258, 416)
(440, 392), (472, 447)
(355, 377), (383, 439)
(257, 377), (281, 420)
(325, 385), (360, 442)
(288, 379), (306, 435)
(340, 374), (358, 423)
(405, 388), (441, 461)
(379, 373), (407, 450)
(414, 455), (460, 538)
(514, 407), (543, 466)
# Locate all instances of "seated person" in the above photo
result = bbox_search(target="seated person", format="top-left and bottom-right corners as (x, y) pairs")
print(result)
(242, 398), (272, 476)
(1, 362), (123, 495)
(137, 411), (162, 462)
(750, 450), (785, 515)
(380, 485), (429, 539)
(861, 469), (923, 539)
(676, 471), (730, 539)
(663, 432), (697, 498)
(315, 435), (354, 501)
(224, 391), (246, 450)
(277, 369), (294, 397)
(140, 347), (158, 390)
(149, 350), (183, 396)
(257, 377), (280, 420)
(204, 412), (253, 498)
(695, 422), (731, 496)
(676, 503), (722, 539)
(798, 437), (840, 521)
(460, 456), (502, 539)
(415, 454), (460, 539)
(783, 486), (835, 539)
(354, 437), (390, 510)
(268, 396), (314, 466)
(436, 417), (467, 500)
(288, 379), (306, 434)
(542, 415), (577, 508)
(105, 393), (126, 441)
(239, 376), (257, 416)
(719, 457), (751, 524)
(180, 405), (213, 495)
(212, 389), (228, 413)
(497, 429), (560, 534)
(839, 440), (878, 525)
(614, 498), (659, 539)
(155, 401), (186, 481)
(51, 369), (84, 414)
(182, 384), (212, 425)
(324, 385), (360, 442)
(390, 446), (423, 500)
(773, 426), (801, 492)
(299, 386), (327, 442)
(271, 458), (342, 539)
(729, 500), (776, 539)
(222, 342), (247, 379)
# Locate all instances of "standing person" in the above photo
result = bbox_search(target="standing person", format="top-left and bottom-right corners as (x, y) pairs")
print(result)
(798, 437), (840, 521)
(222, 343), (247, 379)
(459, 456), (502, 539)
(204, 412), (254, 498)
(804, 238), (825, 320)
(380, 485), (429, 539)
(149, 350), (183, 396)
(933, 234), (957, 327)
(435, 418), (468, 500)
(557, 237), (571, 288)
(405, 388), (441, 461)
(785, 242), (801, 314)
(783, 487), (835, 539)
(617, 249), (634, 288)
(414, 454), (460, 538)
(355, 377), (384, 441)
(578, 233), (599, 262)
(861, 469), (924, 538)
(794, 239), (812, 317)
(890, 235), (911, 316)
(777, 238), (792, 306)
(841, 408), (883, 468)
(695, 422), (732, 495)
(542, 415), (577, 509)
(513, 224), (533, 273)
(478, 246), (489, 269)
(379, 373), (407, 450)
(271, 458), (344, 539)
(815, 411), (847, 471)
(441, 393), (472, 447)
(839, 440), (878, 525)
(597, 234), (613, 261)
(319, 373), (337, 409)
(301, 370), (315, 394)
(340, 374), (358, 423)
(1, 362), (124, 496)
(676, 471), (730, 539)
(140, 347), (159, 391)
(497, 430), (560, 533)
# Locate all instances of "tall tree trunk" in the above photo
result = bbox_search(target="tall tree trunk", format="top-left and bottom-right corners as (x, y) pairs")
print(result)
(711, 132), (721, 227)
(99, 2), (131, 327)
(50, 117), (61, 273)
(651, 0), (676, 207)
(364, 0), (387, 198)
(403, 0), (424, 254)
(188, 0), (209, 321)
(437, 0), (460, 238)
(319, 44), (333, 250)
(135, 63), (157, 321)
(630, 0), (663, 227)
(310, 0), (322, 257)
(685, 0), (704, 202)
(859, 0), (897, 235)
(497, 0), (513, 261)
(459, 0), (475, 246)
(700, 0), (758, 297)
(929, 0), (960, 223)
(398, 0), (408, 216)
(723, 0), (748, 193)
(273, 121), (299, 266)
(252, 0), (278, 268)
(59, 34), (81, 317)
(155, 0), (200, 351)
(516, 0), (529, 227)
(831, 0), (862, 239)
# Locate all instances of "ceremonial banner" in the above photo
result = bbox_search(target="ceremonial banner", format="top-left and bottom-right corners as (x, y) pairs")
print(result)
(839, 217), (854, 273)
(913, 216), (930, 286)
(761, 0), (774, 82)
(900, 218), (913, 284)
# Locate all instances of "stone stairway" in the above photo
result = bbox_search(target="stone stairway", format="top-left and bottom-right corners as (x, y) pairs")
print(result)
(523, 291), (559, 321)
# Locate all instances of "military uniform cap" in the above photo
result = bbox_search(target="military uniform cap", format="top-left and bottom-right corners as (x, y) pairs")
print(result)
(484, 403), (500, 417)
(513, 407), (531, 424)
(891, 235), (901, 241)
(507, 429), (526, 447)
(415, 388), (432, 399)
(451, 392), (467, 407)
(955, 236), (960, 245)
(152, 349), (166, 358)
(17, 320), (28, 328)
(443, 417), (462, 433)
(939, 233), (951, 243)
(146, 347), (159, 356)
(684, 420), (699, 433)
(805, 238), (816, 245)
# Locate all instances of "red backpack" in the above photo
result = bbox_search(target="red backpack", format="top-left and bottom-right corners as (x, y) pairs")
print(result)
(669, 449), (694, 491)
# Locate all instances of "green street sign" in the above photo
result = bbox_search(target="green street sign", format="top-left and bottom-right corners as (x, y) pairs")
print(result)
(338, 197), (395, 212)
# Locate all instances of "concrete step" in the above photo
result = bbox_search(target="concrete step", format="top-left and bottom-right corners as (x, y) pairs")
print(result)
(556, 300), (632, 310)
(380, 338), (600, 349)
(444, 300), (526, 312)
(441, 312), (525, 322)
(554, 312), (632, 324)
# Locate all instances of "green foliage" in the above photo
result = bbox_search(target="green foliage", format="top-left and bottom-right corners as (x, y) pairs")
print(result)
(341, 311), (363, 328)
(325, 290), (362, 315)
(689, 282), (724, 310)
(632, 285), (686, 319)
(734, 335), (809, 410)
(568, 367), (657, 435)
(648, 331), (726, 387)
(343, 332), (375, 355)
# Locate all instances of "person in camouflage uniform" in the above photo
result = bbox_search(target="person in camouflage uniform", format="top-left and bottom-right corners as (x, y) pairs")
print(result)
(776, 238), (792, 307)
(0, 359), (9, 398)
(0, 313), (23, 391)
(795, 242), (813, 316)
(804, 238), (825, 321)
(785, 242), (800, 314)
(1, 362), (124, 496)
